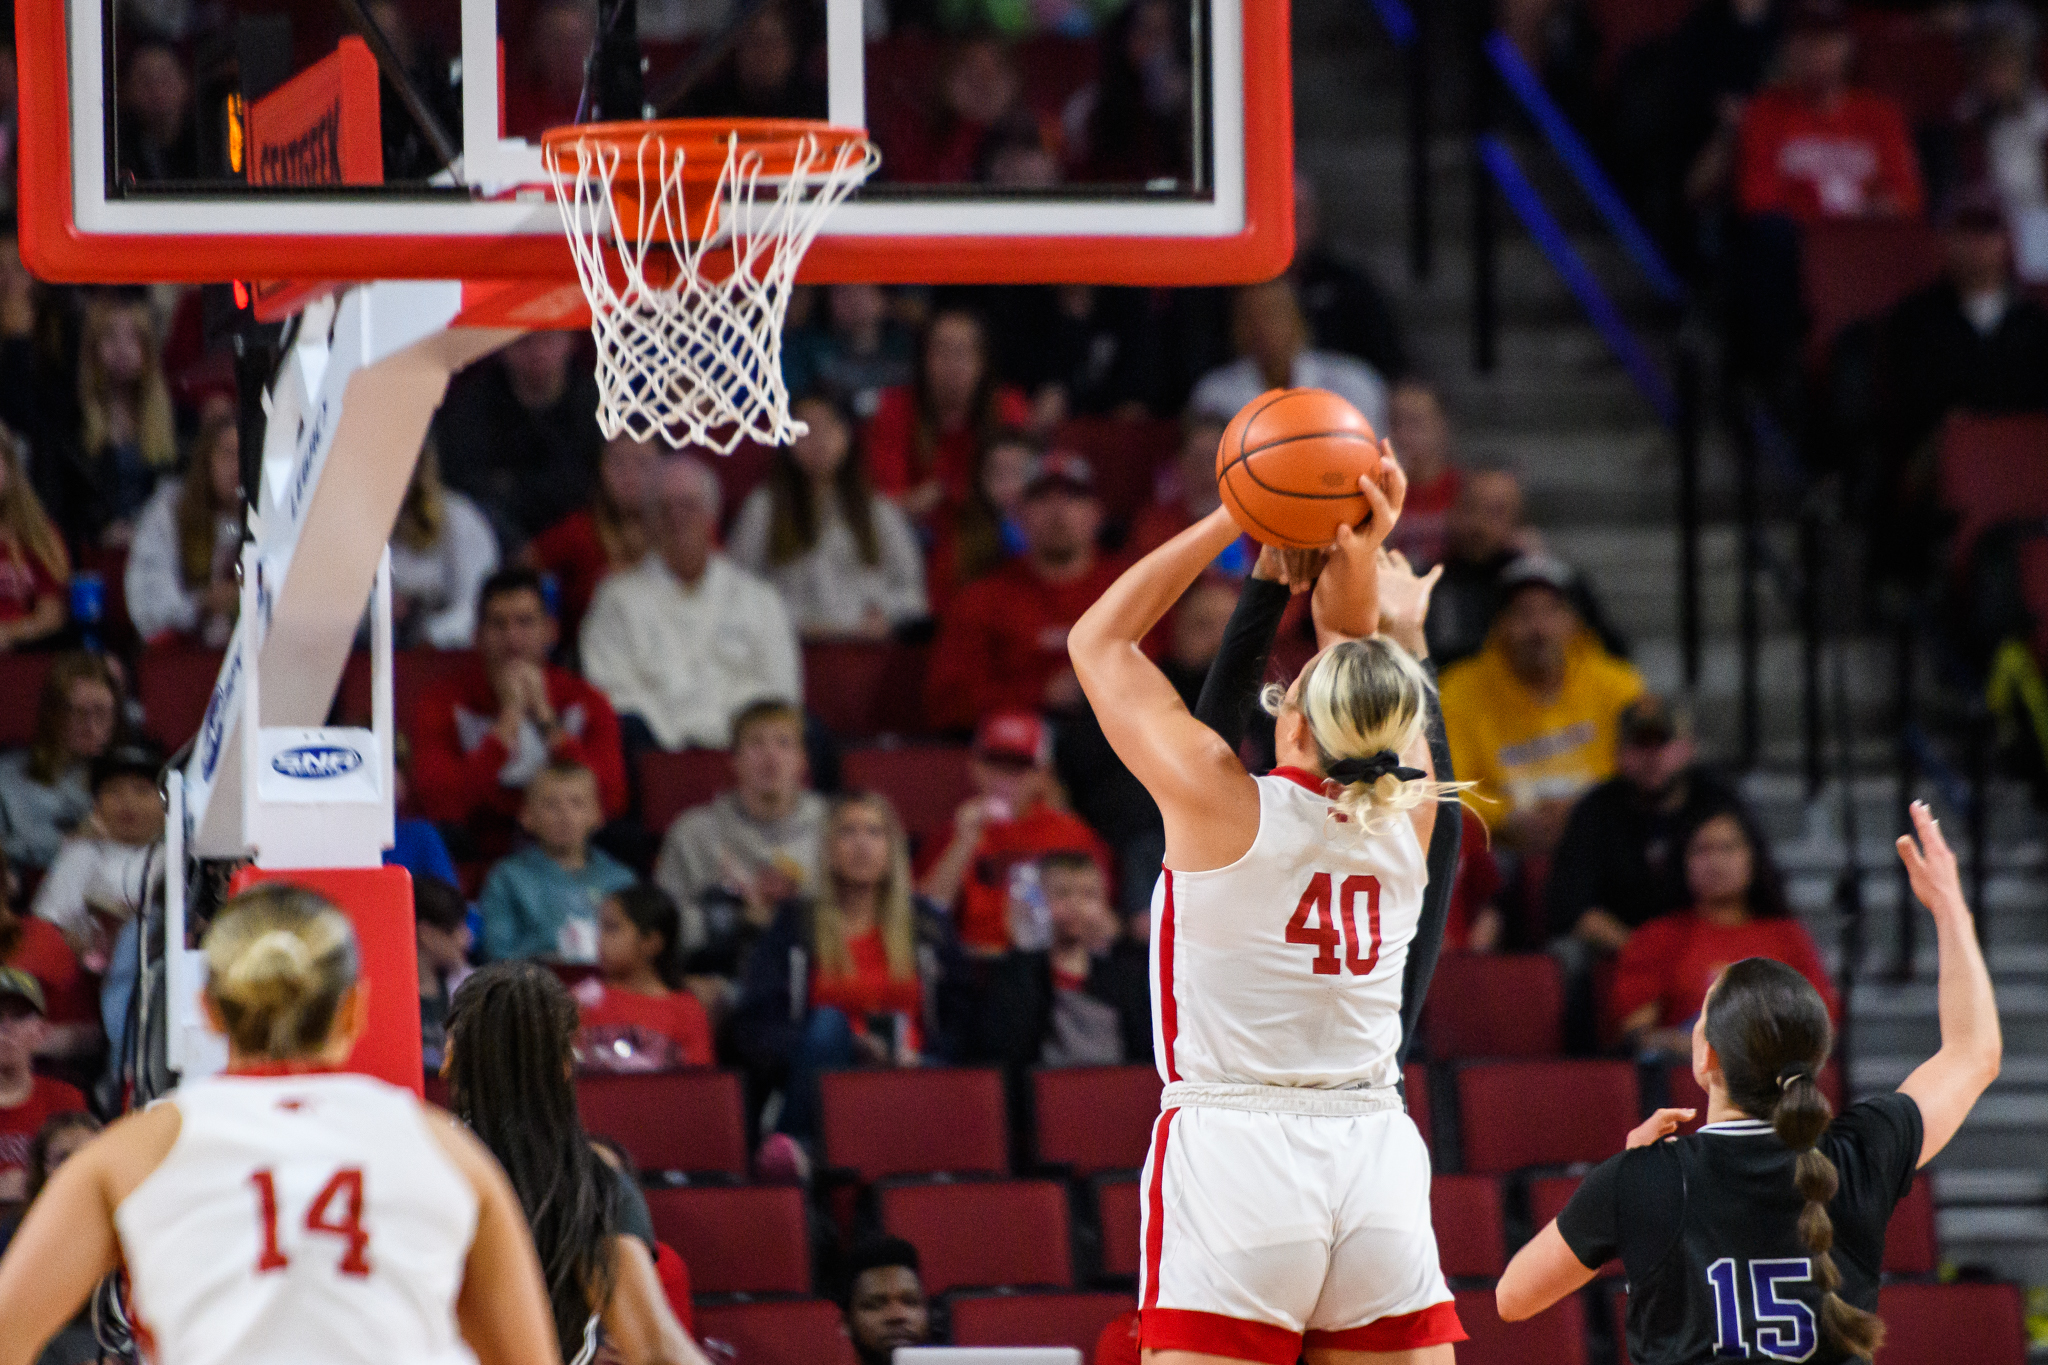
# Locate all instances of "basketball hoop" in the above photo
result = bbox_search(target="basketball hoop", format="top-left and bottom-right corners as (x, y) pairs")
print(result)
(541, 119), (879, 453)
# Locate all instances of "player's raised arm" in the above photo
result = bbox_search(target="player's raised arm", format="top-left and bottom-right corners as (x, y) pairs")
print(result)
(1894, 801), (2001, 1166)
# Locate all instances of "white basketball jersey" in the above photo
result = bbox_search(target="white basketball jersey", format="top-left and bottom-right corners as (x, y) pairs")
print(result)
(1150, 768), (1427, 1090)
(115, 1072), (480, 1365)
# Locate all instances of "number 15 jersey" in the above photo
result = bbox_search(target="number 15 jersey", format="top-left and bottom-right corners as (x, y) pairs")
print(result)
(115, 1072), (480, 1365)
(1150, 767), (1427, 1091)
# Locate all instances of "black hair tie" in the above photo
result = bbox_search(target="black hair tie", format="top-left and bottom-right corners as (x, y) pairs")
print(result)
(1326, 751), (1426, 786)
(1776, 1065), (1812, 1091)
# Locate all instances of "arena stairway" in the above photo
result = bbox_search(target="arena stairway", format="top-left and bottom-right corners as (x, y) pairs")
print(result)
(1292, 0), (2048, 1317)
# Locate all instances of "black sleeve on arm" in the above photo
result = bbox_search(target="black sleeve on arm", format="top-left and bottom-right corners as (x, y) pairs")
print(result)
(1194, 577), (1292, 749)
(1556, 1152), (1625, 1269)
(1828, 1091), (1926, 1208)
(1398, 658), (1458, 1064)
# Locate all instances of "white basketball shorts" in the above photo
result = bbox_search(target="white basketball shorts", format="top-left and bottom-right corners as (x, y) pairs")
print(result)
(1137, 1096), (1464, 1362)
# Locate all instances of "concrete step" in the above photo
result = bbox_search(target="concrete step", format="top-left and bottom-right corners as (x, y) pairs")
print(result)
(1856, 1056), (2048, 1094)
(1937, 1168), (2048, 1204)
(1936, 1206), (2048, 1282)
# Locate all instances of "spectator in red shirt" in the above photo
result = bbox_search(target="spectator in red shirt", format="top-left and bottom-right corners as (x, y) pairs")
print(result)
(575, 885), (713, 1070)
(0, 426), (67, 652)
(1736, 2), (1924, 224)
(1611, 806), (1839, 1056)
(1383, 379), (1463, 569)
(863, 309), (1032, 532)
(524, 434), (658, 647)
(409, 568), (627, 854)
(918, 712), (1112, 954)
(923, 452), (1126, 732)
(0, 968), (86, 1200)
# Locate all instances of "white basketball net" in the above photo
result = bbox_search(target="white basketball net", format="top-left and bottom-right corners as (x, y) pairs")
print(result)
(545, 127), (879, 453)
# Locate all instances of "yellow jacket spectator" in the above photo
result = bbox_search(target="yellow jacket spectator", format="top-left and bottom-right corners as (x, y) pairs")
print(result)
(1440, 556), (1644, 854)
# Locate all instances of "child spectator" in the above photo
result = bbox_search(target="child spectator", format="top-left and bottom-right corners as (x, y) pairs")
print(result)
(432, 329), (602, 550)
(125, 408), (240, 646)
(0, 853), (93, 1057)
(728, 396), (928, 639)
(580, 456), (802, 751)
(388, 441), (500, 649)
(0, 423), (66, 653)
(1611, 807), (1837, 1055)
(966, 850), (1150, 1069)
(478, 759), (636, 964)
(410, 568), (628, 853)
(733, 793), (966, 1141)
(574, 885), (713, 1070)
(0, 968), (85, 1200)
(52, 293), (179, 548)
(923, 452), (1125, 731)
(413, 875), (470, 1075)
(1188, 279), (1390, 433)
(1439, 558), (1644, 857)
(1382, 379), (1462, 568)
(32, 741), (163, 974)
(385, 738), (459, 890)
(782, 284), (914, 418)
(0, 653), (121, 871)
(917, 712), (1112, 954)
(863, 309), (1032, 531)
(655, 700), (825, 974)
(523, 434), (658, 646)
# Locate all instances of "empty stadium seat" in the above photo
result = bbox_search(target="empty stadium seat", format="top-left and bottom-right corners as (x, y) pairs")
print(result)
(820, 1068), (1009, 1181)
(1034, 1066), (1163, 1175)
(642, 1186), (811, 1296)
(1452, 1287), (1587, 1365)
(1430, 1174), (1507, 1278)
(1097, 1176), (1142, 1279)
(1422, 954), (1566, 1058)
(0, 653), (53, 747)
(1455, 1061), (1640, 1173)
(574, 1070), (749, 1178)
(1937, 413), (2048, 574)
(139, 645), (226, 748)
(951, 1291), (1132, 1358)
(879, 1180), (1073, 1293)
(802, 640), (933, 740)
(1051, 416), (1180, 524)
(1801, 218), (1943, 368)
(1876, 1282), (2028, 1364)
(839, 745), (976, 839)
(639, 749), (735, 833)
(1405, 1062), (1433, 1157)
(1883, 1176), (1938, 1276)
(694, 1299), (857, 1365)
(1529, 1176), (1617, 1278)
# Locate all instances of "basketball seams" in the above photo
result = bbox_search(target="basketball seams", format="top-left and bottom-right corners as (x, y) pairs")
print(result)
(1216, 388), (1296, 484)
(1219, 463), (1322, 549)
(1240, 428), (1379, 458)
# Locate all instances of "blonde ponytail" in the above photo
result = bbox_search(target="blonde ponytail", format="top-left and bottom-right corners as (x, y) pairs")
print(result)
(1264, 636), (1468, 837)
(203, 884), (359, 1059)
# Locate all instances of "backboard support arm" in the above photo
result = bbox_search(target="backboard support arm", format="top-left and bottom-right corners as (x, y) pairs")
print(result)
(330, 0), (465, 179)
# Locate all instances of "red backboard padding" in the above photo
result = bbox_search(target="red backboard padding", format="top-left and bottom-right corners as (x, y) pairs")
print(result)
(227, 864), (422, 1094)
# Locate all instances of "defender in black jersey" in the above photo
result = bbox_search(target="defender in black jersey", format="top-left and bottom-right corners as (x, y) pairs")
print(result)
(1498, 802), (2002, 1364)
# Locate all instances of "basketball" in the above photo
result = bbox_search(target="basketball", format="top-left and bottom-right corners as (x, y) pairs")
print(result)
(1214, 388), (1385, 549)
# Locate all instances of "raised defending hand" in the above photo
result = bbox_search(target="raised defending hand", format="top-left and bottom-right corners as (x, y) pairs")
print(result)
(1626, 1107), (1697, 1149)
(1375, 549), (1442, 659)
(1896, 800), (1968, 925)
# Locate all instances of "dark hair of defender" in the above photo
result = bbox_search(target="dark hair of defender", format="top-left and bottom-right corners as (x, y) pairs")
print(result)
(1703, 958), (1884, 1359)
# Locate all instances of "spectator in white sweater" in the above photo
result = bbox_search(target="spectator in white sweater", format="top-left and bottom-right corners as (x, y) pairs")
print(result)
(32, 742), (163, 974)
(727, 395), (928, 638)
(580, 455), (802, 751)
(1187, 278), (1390, 432)
(388, 442), (500, 649)
(125, 410), (242, 646)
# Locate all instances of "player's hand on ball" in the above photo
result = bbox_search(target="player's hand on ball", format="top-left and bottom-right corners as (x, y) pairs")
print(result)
(1254, 544), (1330, 593)
(1626, 1108), (1697, 1149)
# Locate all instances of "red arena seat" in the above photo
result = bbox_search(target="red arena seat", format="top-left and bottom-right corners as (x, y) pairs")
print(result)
(574, 1070), (749, 1178)
(1097, 1176), (1143, 1278)
(1530, 1175), (1618, 1278)
(820, 1067), (1009, 1181)
(1883, 1176), (1938, 1276)
(802, 640), (933, 740)
(1033, 1066), (1163, 1175)
(694, 1299), (856, 1365)
(1876, 1282), (2028, 1364)
(951, 1291), (1133, 1358)
(1455, 1061), (1640, 1173)
(1430, 1174), (1507, 1278)
(879, 1180), (1072, 1293)
(1452, 1286), (1587, 1365)
(1422, 954), (1566, 1058)
(642, 1186), (811, 1296)
(1801, 218), (1943, 369)
(1937, 413), (2048, 575)
(0, 653), (54, 747)
(838, 745), (976, 840)
(638, 749), (735, 834)
(138, 645), (226, 748)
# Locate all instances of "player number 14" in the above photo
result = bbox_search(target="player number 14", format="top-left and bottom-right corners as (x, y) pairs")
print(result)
(1285, 872), (1382, 977)
(250, 1167), (373, 1277)
(1706, 1256), (1817, 1361)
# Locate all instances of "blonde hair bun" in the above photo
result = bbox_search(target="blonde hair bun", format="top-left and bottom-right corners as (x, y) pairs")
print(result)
(203, 884), (360, 1060)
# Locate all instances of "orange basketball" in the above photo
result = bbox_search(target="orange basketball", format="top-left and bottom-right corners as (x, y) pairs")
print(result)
(1214, 388), (1384, 549)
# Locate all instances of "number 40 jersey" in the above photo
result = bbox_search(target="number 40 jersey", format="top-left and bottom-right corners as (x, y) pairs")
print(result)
(1149, 767), (1427, 1091)
(116, 1072), (480, 1365)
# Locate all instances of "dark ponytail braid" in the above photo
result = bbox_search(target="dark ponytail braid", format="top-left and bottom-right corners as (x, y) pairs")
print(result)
(1705, 958), (1885, 1361)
